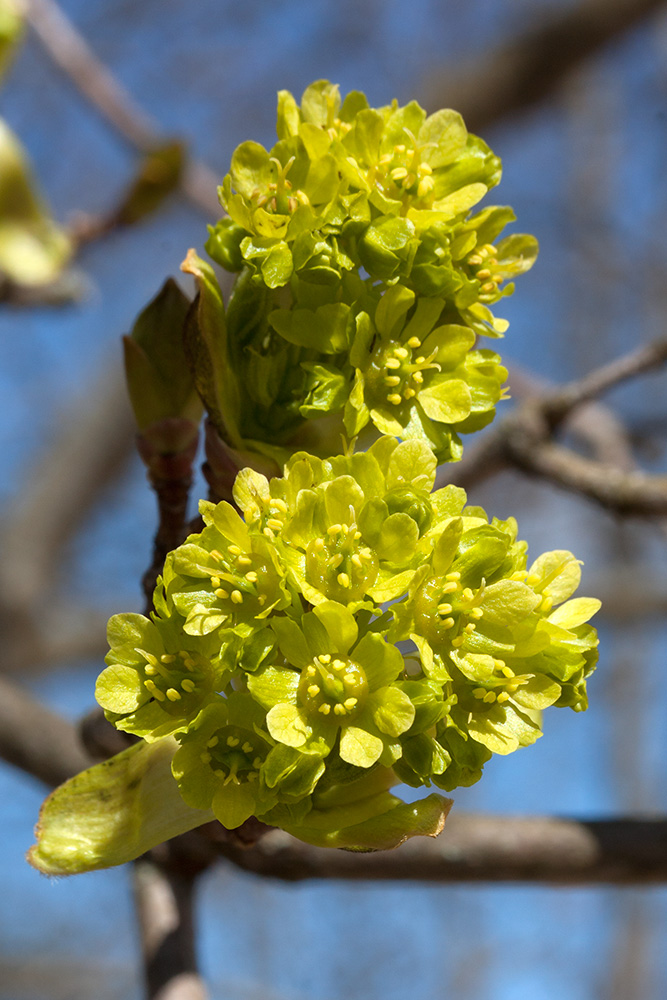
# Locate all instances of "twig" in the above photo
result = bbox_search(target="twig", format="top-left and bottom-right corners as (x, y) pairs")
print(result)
(133, 860), (208, 1000)
(214, 814), (667, 885)
(422, 0), (667, 132)
(22, 0), (221, 219)
(0, 675), (91, 786)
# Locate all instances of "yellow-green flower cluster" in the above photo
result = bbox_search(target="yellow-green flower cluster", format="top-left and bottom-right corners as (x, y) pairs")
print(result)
(96, 437), (599, 848)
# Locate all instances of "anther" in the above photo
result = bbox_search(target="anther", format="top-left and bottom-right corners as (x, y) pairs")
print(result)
(343, 674), (357, 686)
(387, 393), (402, 405)
(446, 571), (461, 581)
(215, 588), (230, 599)
(390, 166), (408, 180)
(385, 375), (401, 386)
(462, 587), (474, 601)
(245, 571), (258, 583)
(327, 524), (342, 536)
(411, 371), (424, 384)
(237, 556), (252, 567)
(385, 358), (401, 370)
(227, 736), (240, 747)
(263, 527), (274, 538)
(438, 603), (453, 614)
(207, 737), (219, 748)
(200, 752), (212, 764)
(403, 388), (416, 399)
(502, 666), (515, 678)
(351, 554), (363, 569)
(318, 654), (331, 664)
(415, 356), (426, 364)
(481, 282), (496, 293)
(333, 704), (347, 716)
(267, 518), (283, 531)
(242, 742), (254, 754)
(210, 549), (224, 562)
(473, 688), (486, 699)
(451, 636), (465, 648)
(464, 623), (476, 635)
(144, 665), (157, 676)
(144, 680), (165, 701)
(181, 679), (196, 693)
(483, 691), (496, 703)
(354, 531), (362, 540)
(337, 572), (351, 588)
(253, 757), (263, 769)
(161, 654), (176, 663)
(231, 590), (243, 604)
(307, 685), (321, 697)
(394, 347), (409, 359)
(272, 498), (288, 512)
(407, 336), (421, 349)
(318, 704), (331, 715)
(470, 608), (484, 619)
(344, 698), (358, 710)
(467, 254), (483, 265)
(441, 581), (458, 594)
(333, 659), (346, 672)
(476, 268), (491, 280)
(166, 687), (182, 701)
(497, 692), (510, 704)
(228, 545), (242, 556)
(441, 617), (455, 630)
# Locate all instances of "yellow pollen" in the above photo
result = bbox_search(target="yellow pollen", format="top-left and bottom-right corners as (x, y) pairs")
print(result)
(267, 518), (283, 530)
(333, 704), (347, 716)
(343, 674), (357, 686)
(387, 393), (403, 405)
(446, 571), (461, 581)
(415, 356), (426, 364)
(166, 687), (181, 702)
(242, 742), (254, 754)
(333, 659), (347, 672)
(306, 666), (317, 676)
(351, 554), (363, 569)
(411, 371), (424, 384)
(308, 685), (321, 697)
(451, 636), (465, 648)
(341, 524), (350, 535)
(215, 588), (229, 599)
(385, 375), (401, 386)
(344, 698), (358, 710)
(473, 688), (486, 699)
(483, 691), (496, 703)
(385, 358), (401, 370)
(394, 347), (409, 359)
(318, 704), (331, 715)
(337, 572), (351, 588)
(502, 666), (515, 678)
(228, 545), (242, 556)
(354, 530), (362, 540)
(181, 679), (196, 693)
(144, 665), (158, 676)
(394, 144), (406, 154)
(441, 617), (455, 630)
(438, 603), (453, 614)
(497, 692), (510, 704)
(403, 387), (416, 399)
(327, 524), (342, 536)
(406, 336), (421, 349)
(470, 608), (484, 620)
(441, 581), (459, 594)
(318, 654), (331, 664)
(464, 623), (476, 634)
(161, 654), (176, 663)
(227, 736), (240, 747)
(144, 680), (165, 701)
(462, 587), (474, 601)
(245, 571), (258, 583)
(207, 737), (219, 748)
(200, 752), (212, 764)
(231, 590), (243, 604)
(236, 557), (251, 569)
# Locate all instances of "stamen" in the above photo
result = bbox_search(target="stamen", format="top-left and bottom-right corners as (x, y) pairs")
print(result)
(267, 518), (283, 530)
(215, 588), (230, 599)
(441, 617), (455, 630)
(226, 736), (240, 747)
(446, 571), (461, 581)
(437, 603), (453, 615)
(245, 571), (258, 583)
(166, 688), (182, 701)
(318, 654), (331, 664)
(394, 347), (409, 359)
(441, 581), (458, 594)
(473, 688), (486, 699)
(344, 698), (358, 710)
(207, 737), (219, 747)
(231, 590), (243, 604)
(242, 742), (254, 754)
(228, 545), (242, 556)
(253, 757), (263, 769)
(144, 680), (165, 701)
(407, 336), (421, 349)
(161, 654), (176, 663)
(483, 691), (496, 703)
(318, 704), (331, 715)
(385, 358), (401, 370)
(307, 685), (321, 697)
(385, 375), (401, 386)
(181, 679), (196, 693)
(327, 524), (342, 536)
(470, 608), (484, 620)
(387, 393), (402, 405)
(451, 636), (465, 648)
(337, 572), (351, 588)
(333, 704), (347, 716)
(497, 692), (510, 704)
(351, 554), (363, 569)
(237, 555), (252, 567)
(200, 752), (212, 764)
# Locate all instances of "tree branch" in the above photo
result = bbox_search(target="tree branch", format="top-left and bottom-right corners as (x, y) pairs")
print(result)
(23, 0), (221, 219)
(422, 0), (667, 132)
(214, 814), (667, 885)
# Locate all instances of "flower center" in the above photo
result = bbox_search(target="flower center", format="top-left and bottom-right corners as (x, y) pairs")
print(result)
(366, 336), (440, 409)
(298, 655), (368, 721)
(199, 725), (267, 784)
(306, 522), (378, 601)
(413, 571), (485, 651)
(465, 243), (503, 302)
(374, 132), (435, 205)
(207, 545), (275, 616)
(137, 648), (209, 714)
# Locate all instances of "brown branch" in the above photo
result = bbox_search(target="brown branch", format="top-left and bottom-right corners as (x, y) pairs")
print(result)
(0, 675), (91, 786)
(23, 0), (221, 219)
(133, 860), (208, 1000)
(215, 813), (667, 885)
(447, 339), (667, 514)
(422, 0), (667, 132)
(0, 361), (135, 613)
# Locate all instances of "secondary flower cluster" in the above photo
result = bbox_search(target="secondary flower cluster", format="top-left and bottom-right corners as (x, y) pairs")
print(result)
(184, 81), (537, 466)
(96, 438), (599, 847)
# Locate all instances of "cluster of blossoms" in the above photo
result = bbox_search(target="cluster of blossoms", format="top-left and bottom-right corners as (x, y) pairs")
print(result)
(184, 80), (537, 466)
(96, 438), (599, 849)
